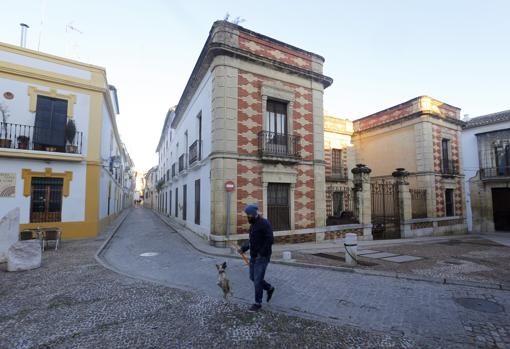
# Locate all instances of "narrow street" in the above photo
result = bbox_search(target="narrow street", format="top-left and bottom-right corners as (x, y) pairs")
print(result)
(99, 208), (510, 348)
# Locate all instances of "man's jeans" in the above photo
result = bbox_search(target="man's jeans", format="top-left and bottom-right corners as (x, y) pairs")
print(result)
(249, 256), (272, 304)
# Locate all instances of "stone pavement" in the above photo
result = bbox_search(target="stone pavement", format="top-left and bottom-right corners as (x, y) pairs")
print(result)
(99, 208), (510, 348)
(1, 211), (418, 349)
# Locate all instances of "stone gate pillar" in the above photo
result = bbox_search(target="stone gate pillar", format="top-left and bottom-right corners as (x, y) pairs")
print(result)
(392, 168), (412, 238)
(351, 164), (372, 240)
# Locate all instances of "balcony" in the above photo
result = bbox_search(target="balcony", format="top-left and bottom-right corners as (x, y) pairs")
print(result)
(0, 122), (83, 154)
(480, 166), (510, 180)
(326, 167), (348, 181)
(258, 131), (301, 163)
(189, 140), (201, 165)
(441, 159), (457, 176)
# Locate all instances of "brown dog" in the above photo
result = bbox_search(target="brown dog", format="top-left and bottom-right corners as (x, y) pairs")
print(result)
(216, 262), (232, 299)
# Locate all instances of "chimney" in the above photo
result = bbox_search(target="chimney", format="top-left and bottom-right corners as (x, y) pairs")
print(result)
(20, 23), (29, 48)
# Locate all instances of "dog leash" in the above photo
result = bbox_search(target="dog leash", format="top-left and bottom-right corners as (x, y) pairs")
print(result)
(229, 242), (250, 266)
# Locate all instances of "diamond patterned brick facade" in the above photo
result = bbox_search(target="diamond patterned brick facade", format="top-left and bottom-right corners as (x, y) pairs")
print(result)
(238, 72), (262, 155)
(294, 165), (315, 229)
(324, 148), (349, 179)
(236, 69), (317, 233)
(239, 32), (312, 70)
(432, 125), (463, 217)
(237, 71), (314, 160)
(236, 160), (263, 233)
(354, 96), (461, 132)
(325, 183), (351, 216)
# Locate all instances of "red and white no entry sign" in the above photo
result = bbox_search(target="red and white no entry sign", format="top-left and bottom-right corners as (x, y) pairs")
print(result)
(225, 181), (235, 192)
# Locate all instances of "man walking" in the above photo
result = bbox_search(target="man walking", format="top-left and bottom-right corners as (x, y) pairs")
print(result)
(239, 204), (275, 312)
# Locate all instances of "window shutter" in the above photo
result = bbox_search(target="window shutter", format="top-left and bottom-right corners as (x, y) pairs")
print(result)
(33, 96), (67, 147)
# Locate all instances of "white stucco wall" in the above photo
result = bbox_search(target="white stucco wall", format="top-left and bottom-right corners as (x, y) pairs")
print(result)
(157, 69), (213, 236)
(98, 101), (124, 220)
(0, 158), (86, 223)
(0, 49), (92, 80)
(461, 120), (510, 232)
(0, 77), (91, 156)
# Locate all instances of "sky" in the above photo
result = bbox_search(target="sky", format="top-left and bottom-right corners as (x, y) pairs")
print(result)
(1, 0), (509, 172)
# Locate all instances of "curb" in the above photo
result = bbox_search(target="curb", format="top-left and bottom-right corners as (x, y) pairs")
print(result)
(94, 207), (132, 262)
(154, 210), (510, 292)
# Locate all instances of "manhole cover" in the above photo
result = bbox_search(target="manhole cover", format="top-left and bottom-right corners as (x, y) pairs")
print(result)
(140, 252), (159, 257)
(443, 259), (464, 265)
(454, 298), (504, 313)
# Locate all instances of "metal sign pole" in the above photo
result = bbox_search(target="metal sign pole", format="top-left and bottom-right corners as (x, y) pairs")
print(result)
(226, 191), (231, 239)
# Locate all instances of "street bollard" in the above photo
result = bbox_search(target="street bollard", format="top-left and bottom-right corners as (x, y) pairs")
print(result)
(344, 233), (358, 266)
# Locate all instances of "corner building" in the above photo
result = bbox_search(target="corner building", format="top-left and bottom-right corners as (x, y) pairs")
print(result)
(160, 21), (332, 245)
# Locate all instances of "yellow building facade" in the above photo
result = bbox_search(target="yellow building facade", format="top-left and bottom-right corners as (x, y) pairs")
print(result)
(0, 42), (133, 239)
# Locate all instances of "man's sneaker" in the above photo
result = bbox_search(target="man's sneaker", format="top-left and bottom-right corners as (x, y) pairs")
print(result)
(266, 287), (275, 302)
(248, 303), (261, 312)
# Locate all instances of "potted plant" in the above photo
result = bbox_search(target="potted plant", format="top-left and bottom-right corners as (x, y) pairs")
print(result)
(17, 135), (30, 149)
(0, 103), (11, 148)
(65, 118), (78, 153)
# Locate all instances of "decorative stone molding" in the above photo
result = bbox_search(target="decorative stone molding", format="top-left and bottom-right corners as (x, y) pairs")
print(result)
(21, 168), (73, 197)
(352, 163), (371, 190)
(392, 167), (410, 184)
(28, 86), (76, 118)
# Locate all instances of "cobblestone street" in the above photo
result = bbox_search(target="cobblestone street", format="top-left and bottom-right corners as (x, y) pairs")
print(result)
(1, 208), (509, 348)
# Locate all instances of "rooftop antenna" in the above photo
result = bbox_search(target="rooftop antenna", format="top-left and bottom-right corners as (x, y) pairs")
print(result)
(233, 16), (245, 25)
(223, 12), (245, 25)
(65, 21), (83, 59)
(37, 0), (47, 51)
(20, 23), (29, 48)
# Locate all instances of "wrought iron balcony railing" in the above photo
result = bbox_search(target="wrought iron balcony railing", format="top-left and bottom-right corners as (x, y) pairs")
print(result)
(327, 167), (348, 181)
(0, 122), (83, 154)
(441, 159), (457, 175)
(258, 131), (301, 159)
(480, 166), (510, 179)
(189, 140), (201, 165)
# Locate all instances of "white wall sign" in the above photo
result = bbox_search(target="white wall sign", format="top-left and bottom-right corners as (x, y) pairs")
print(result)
(0, 173), (16, 197)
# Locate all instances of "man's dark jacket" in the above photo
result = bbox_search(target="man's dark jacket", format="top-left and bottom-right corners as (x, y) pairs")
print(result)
(241, 216), (274, 258)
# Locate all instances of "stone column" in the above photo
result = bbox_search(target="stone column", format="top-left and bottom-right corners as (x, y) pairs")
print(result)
(351, 164), (372, 240)
(210, 62), (239, 246)
(392, 168), (413, 238)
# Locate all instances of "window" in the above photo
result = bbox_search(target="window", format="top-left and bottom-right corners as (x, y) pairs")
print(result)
(175, 187), (179, 217)
(195, 179), (200, 225)
(185, 131), (189, 165)
(495, 144), (510, 176)
(266, 100), (288, 135)
(267, 183), (290, 231)
(445, 189), (454, 217)
(30, 177), (63, 223)
(332, 191), (344, 216)
(166, 169), (170, 182)
(332, 149), (342, 175)
(34, 96), (68, 150)
(169, 190), (172, 217)
(197, 112), (202, 160)
(183, 185), (187, 221)
(441, 139), (451, 173)
(179, 155), (184, 172)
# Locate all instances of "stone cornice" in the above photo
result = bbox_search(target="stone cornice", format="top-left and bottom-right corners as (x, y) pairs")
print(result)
(171, 22), (333, 129)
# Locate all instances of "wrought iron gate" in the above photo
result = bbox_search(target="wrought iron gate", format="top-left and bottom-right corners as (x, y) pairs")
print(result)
(371, 179), (400, 239)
